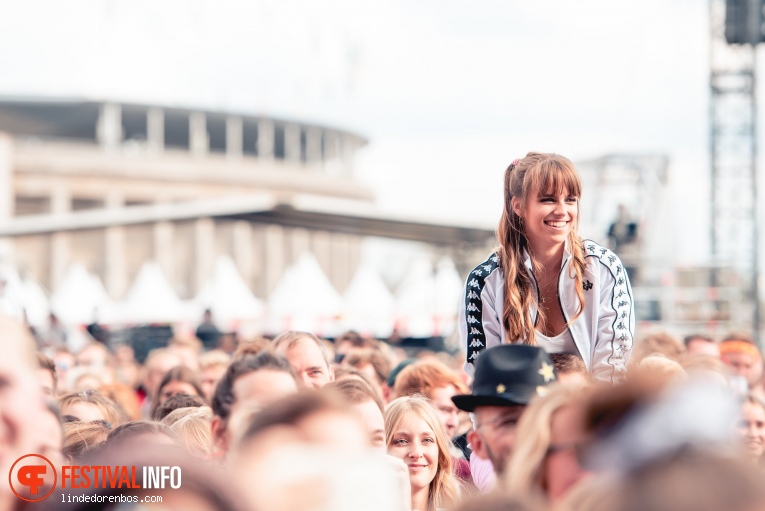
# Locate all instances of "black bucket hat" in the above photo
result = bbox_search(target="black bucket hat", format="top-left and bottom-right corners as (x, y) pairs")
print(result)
(452, 344), (557, 412)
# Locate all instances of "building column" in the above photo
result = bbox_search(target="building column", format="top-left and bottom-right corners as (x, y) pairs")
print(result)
(232, 221), (253, 285)
(264, 224), (285, 297)
(0, 134), (13, 265)
(257, 119), (274, 160)
(194, 217), (216, 296)
(147, 108), (164, 154)
(190, 112), (209, 157)
(104, 191), (126, 298)
(226, 116), (243, 161)
(153, 220), (175, 288)
(97, 103), (122, 152)
(49, 185), (71, 290)
(284, 123), (301, 163)
(323, 130), (340, 176)
(306, 127), (322, 165)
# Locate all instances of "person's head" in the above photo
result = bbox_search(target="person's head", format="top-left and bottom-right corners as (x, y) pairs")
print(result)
(634, 354), (687, 384)
(154, 393), (206, 421)
(168, 335), (203, 372)
(324, 377), (386, 452)
(63, 420), (111, 462)
(632, 331), (685, 365)
(37, 351), (58, 397)
(211, 350), (298, 453)
(167, 408), (215, 458)
(236, 390), (368, 456)
(505, 382), (592, 503)
(393, 360), (469, 438)
(273, 331), (335, 389)
(503, 153), (582, 254)
(343, 348), (391, 395)
(58, 388), (127, 426)
(684, 334), (719, 358)
(453, 344), (558, 477)
(334, 330), (373, 362)
(385, 395), (460, 511)
(495, 153), (586, 347)
(162, 405), (213, 425)
(232, 337), (271, 360)
(152, 366), (205, 417)
(76, 342), (115, 384)
(737, 393), (765, 462)
(719, 333), (763, 388)
(198, 349), (231, 401)
(107, 419), (178, 449)
(142, 348), (183, 399)
(549, 353), (589, 386)
(100, 382), (142, 420)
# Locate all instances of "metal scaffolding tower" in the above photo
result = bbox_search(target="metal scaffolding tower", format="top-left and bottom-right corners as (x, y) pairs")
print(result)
(710, 0), (759, 337)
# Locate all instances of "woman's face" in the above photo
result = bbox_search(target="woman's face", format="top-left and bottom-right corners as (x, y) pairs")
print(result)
(543, 405), (591, 502)
(63, 401), (106, 423)
(512, 184), (578, 253)
(738, 401), (765, 460)
(387, 412), (439, 493)
(160, 381), (200, 404)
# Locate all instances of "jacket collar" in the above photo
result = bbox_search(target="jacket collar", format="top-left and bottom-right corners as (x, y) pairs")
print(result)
(523, 240), (572, 273)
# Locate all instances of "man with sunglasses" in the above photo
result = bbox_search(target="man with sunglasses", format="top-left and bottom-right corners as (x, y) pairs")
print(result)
(452, 344), (557, 491)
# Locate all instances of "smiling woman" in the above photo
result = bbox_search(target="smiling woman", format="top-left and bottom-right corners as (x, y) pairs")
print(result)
(385, 395), (461, 511)
(460, 152), (635, 383)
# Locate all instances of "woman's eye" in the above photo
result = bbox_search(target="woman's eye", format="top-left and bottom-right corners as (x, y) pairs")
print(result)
(424, 438), (435, 444)
(566, 197), (577, 203)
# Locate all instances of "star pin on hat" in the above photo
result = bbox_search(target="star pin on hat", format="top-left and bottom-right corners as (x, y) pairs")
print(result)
(452, 344), (557, 412)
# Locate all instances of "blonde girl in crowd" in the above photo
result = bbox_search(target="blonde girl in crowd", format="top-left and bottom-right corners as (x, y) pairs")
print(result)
(460, 152), (634, 383)
(385, 395), (461, 511)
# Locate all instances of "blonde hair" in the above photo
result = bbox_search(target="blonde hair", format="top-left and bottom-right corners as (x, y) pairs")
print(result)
(384, 395), (460, 511)
(497, 152), (586, 345)
(504, 382), (589, 496)
(199, 349), (231, 370)
(168, 408), (215, 457)
(63, 421), (110, 461)
(58, 389), (127, 426)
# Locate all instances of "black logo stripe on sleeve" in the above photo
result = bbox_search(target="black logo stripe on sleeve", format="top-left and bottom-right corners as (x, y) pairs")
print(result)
(583, 239), (633, 382)
(465, 253), (501, 366)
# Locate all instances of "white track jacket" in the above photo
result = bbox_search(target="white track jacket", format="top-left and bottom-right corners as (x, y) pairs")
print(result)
(460, 239), (634, 383)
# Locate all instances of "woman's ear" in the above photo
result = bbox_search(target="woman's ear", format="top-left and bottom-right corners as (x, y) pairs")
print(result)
(510, 196), (523, 219)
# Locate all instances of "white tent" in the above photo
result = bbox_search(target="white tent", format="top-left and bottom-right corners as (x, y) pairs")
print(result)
(50, 264), (114, 325)
(19, 277), (51, 329)
(393, 255), (463, 338)
(117, 261), (192, 324)
(394, 255), (438, 338)
(342, 262), (396, 338)
(194, 255), (264, 330)
(433, 257), (463, 336)
(266, 252), (343, 336)
(0, 266), (35, 324)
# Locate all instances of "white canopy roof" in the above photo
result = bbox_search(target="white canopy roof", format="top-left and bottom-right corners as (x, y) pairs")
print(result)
(194, 255), (264, 329)
(342, 262), (396, 338)
(394, 255), (462, 337)
(266, 252), (343, 336)
(117, 261), (191, 324)
(50, 264), (114, 325)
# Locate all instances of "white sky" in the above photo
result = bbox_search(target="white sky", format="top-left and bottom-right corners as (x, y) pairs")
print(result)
(0, 0), (722, 265)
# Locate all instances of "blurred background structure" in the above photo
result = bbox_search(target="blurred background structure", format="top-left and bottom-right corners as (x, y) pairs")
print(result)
(0, 0), (764, 347)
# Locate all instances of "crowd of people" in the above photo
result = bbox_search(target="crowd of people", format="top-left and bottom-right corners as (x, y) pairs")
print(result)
(1, 318), (765, 511)
(2, 152), (764, 511)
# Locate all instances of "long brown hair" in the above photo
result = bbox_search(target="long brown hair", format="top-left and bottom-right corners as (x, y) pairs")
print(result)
(496, 152), (586, 345)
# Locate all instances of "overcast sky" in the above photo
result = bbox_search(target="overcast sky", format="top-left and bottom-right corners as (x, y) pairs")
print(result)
(0, 0), (722, 264)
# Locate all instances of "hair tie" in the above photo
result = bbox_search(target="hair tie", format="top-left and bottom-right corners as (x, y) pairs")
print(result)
(509, 158), (521, 171)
